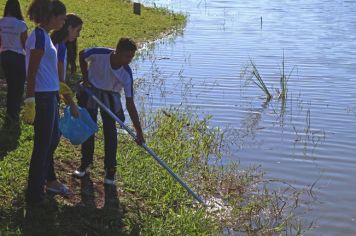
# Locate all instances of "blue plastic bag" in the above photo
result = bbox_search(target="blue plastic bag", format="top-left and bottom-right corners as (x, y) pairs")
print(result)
(59, 106), (98, 145)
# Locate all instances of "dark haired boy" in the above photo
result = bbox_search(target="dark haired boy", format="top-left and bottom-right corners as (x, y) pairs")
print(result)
(73, 38), (144, 185)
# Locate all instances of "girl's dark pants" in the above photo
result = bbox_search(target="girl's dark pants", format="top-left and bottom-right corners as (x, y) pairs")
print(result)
(1, 50), (26, 121)
(26, 91), (60, 205)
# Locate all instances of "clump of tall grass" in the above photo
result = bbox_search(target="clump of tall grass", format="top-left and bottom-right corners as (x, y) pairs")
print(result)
(241, 54), (296, 102)
(279, 52), (295, 101)
(241, 59), (272, 101)
(251, 60), (273, 101)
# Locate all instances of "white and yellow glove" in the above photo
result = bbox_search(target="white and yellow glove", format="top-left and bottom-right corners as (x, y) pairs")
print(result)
(59, 82), (74, 97)
(22, 97), (35, 124)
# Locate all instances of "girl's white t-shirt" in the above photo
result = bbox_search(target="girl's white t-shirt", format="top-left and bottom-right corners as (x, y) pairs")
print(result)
(0, 16), (27, 55)
(25, 27), (59, 92)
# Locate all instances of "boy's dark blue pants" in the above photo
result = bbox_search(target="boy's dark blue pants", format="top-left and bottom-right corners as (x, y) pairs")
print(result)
(26, 92), (60, 205)
(1, 51), (26, 121)
(78, 89), (124, 171)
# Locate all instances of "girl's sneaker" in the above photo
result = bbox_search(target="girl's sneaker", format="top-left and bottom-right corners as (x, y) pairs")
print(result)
(73, 165), (90, 178)
(46, 182), (72, 197)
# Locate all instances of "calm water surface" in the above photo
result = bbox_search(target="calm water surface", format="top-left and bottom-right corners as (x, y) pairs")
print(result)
(132, 1), (356, 234)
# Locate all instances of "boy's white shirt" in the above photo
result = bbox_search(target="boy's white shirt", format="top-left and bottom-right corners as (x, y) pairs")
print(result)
(84, 47), (133, 97)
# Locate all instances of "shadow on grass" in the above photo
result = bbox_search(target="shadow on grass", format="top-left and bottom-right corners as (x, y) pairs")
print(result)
(0, 79), (22, 160)
(0, 175), (130, 236)
(0, 118), (21, 160)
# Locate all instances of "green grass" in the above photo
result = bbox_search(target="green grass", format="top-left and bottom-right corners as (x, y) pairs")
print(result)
(0, 108), (220, 235)
(0, 105), (307, 235)
(0, 0), (186, 49)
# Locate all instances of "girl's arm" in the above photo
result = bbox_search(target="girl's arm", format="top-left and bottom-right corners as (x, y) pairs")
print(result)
(126, 97), (145, 145)
(23, 49), (43, 124)
(63, 92), (79, 117)
(70, 61), (77, 75)
(58, 60), (65, 83)
(79, 50), (90, 85)
(58, 60), (80, 117)
(20, 31), (28, 50)
(26, 49), (44, 97)
(67, 41), (78, 75)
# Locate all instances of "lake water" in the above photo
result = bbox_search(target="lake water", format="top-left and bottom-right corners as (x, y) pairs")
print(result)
(133, 0), (356, 235)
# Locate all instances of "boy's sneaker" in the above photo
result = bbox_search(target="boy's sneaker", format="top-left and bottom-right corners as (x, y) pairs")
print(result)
(104, 168), (116, 185)
(73, 165), (90, 178)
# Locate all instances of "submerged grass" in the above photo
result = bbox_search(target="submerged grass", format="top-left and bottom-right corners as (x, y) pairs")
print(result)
(279, 52), (295, 101)
(250, 60), (273, 101)
(241, 54), (296, 102)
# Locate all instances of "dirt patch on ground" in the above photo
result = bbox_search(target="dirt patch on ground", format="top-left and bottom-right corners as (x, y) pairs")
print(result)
(53, 158), (127, 209)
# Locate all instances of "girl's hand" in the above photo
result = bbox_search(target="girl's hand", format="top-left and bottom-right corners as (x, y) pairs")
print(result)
(26, 87), (35, 98)
(26, 91), (35, 98)
(59, 82), (74, 97)
(81, 79), (91, 88)
(70, 105), (80, 118)
(23, 97), (35, 124)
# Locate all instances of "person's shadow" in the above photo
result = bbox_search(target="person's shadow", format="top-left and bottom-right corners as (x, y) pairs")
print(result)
(54, 175), (128, 235)
(1, 175), (134, 235)
(18, 193), (59, 236)
(0, 119), (21, 160)
(0, 79), (22, 160)
(79, 174), (96, 208)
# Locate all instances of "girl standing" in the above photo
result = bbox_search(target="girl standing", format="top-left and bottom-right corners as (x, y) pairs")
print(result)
(35, 13), (85, 196)
(0, 0), (27, 122)
(25, 0), (67, 206)
(51, 13), (83, 117)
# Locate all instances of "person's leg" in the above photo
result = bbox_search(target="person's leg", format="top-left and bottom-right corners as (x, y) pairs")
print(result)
(101, 109), (117, 185)
(43, 95), (72, 195)
(1, 52), (12, 116)
(46, 119), (71, 195)
(46, 158), (57, 184)
(46, 94), (61, 184)
(101, 109), (118, 171)
(12, 54), (26, 120)
(78, 90), (98, 171)
(1, 51), (16, 121)
(1, 52), (25, 121)
(26, 92), (57, 205)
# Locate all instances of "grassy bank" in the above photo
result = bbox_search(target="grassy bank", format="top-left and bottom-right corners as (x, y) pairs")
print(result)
(0, 1), (308, 235)
(0, 0), (186, 47)
(0, 106), (307, 235)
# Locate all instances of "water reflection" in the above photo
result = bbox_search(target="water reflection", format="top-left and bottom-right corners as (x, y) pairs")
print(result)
(135, 0), (356, 234)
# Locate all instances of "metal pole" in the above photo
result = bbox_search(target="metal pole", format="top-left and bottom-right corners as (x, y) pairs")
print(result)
(81, 86), (206, 206)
